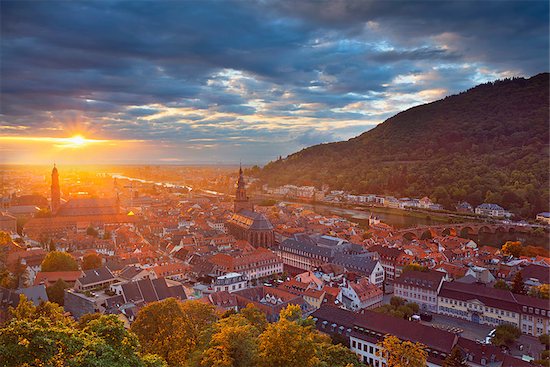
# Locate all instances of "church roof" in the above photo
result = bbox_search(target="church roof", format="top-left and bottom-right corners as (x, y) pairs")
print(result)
(229, 209), (273, 230)
(56, 198), (119, 216)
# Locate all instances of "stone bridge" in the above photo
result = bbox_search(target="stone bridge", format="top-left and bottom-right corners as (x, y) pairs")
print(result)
(396, 222), (533, 240)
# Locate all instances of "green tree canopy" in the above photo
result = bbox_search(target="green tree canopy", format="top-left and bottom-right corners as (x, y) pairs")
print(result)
(82, 252), (103, 270)
(491, 324), (521, 347)
(0, 295), (165, 367)
(40, 251), (78, 272)
(131, 298), (217, 366)
(46, 278), (70, 306)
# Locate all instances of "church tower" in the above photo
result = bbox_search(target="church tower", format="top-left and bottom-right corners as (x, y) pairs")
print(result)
(51, 164), (61, 214)
(234, 164), (254, 213)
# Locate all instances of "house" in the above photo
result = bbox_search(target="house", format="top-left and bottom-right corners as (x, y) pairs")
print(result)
(331, 254), (384, 288)
(151, 263), (189, 280)
(118, 265), (155, 281)
(212, 272), (248, 293)
(462, 266), (496, 284)
(338, 278), (383, 311)
(393, 270), (445, 312)
(199, 291), (239, 312)
(368, 245), (408, 281)
(278, 278), (326, 310)
(455, 202), (473, 213)
(475, 203), (511, 218)
(112, 277), (187, 305)
(34, 271), (83, 287)
(295, 271), (324, 290)
(74, 267), (117, 291)
(0, 285), (48, 319)
(520, 264), (550, 288)
(209, 248), (283, 280)
(233, 286), (312, 322)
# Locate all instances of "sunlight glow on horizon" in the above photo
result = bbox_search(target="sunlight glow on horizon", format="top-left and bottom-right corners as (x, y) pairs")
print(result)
(0, 135), (145, 148)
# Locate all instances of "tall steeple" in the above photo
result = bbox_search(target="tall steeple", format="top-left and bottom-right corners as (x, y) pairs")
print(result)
(234, 164), (253, 213)
(51, 164), (61, 214)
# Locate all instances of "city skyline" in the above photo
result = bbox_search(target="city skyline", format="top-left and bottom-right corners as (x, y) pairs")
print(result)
(1, 0), (549, 164)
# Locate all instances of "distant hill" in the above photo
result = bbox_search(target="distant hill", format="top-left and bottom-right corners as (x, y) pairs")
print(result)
(258, 73), (549, 218)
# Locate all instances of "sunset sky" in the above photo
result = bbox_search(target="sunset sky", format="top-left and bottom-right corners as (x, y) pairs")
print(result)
(1, 0), (548, 165)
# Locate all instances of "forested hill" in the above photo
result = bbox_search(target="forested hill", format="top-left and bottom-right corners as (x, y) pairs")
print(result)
(258, 73), (549, 218)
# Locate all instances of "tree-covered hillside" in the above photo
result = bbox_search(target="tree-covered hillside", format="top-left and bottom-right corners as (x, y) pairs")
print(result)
(258, 73), (549, 218)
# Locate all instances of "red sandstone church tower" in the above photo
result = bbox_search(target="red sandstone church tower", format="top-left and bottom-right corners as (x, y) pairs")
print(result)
(233, 165), (254, 213)
(51, 164), (61, 214)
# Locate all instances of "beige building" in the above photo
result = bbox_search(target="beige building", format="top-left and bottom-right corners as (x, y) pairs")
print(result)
(438, 282), (549, 336)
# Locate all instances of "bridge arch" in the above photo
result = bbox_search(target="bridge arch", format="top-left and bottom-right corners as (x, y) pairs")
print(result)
(495, 226), (507, 233)
(403, 232), (419, 241)
(420, 229), (435, 240)
(441, 227), (458, 237)
(460, 226), (474, 237)
(478, 226), (492, 234)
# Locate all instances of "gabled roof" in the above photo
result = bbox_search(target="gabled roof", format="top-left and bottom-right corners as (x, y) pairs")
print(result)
(78, 267), (115, 286)
(520, 264), (550, 284)
(349, 279), (382, 302)
(394, 270), (445, 291)
(313, 305), (458, 353)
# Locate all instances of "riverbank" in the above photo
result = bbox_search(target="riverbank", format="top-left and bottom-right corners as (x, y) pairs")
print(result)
(253, 193), (481, 226)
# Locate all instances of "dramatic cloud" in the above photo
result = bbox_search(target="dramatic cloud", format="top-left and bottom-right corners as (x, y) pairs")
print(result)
(0, 0), (548, 164)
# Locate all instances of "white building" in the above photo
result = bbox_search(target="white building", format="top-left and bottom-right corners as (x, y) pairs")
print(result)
(213, 272), (248, 293)
(475, 203), (511, 218)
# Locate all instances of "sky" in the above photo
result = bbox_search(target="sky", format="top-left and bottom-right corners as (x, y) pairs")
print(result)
(1, 0), (548, 165)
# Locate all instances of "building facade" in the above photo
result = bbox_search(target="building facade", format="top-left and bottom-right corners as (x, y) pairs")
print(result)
(437, 282), (550, 336)
(394, 270), (445, 312)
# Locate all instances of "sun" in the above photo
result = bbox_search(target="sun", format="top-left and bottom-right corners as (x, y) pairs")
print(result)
(68, 135), (86, 146)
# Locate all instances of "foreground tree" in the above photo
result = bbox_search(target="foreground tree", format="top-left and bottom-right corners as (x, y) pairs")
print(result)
(239, 303), (268, 332)
(511, 271), (526, 295)
(200, 314), (260, 367)
(258, 304), (363, 367)
(46, 278), (70, 305)
(131, 298), (217, 366)
(40, 251), (78, 272)
(443, 347), (468, 367)
(0, 295), (164, 367)
(258, 317), (321, 367)
(501, 241), (523, 258)
(377, 334), (427, 367)
(529, 284), (549, 299)
(491, 324), (521, 347)
(82, 252), (103, 270)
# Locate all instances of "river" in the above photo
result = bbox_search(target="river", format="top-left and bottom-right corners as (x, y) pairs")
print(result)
(288, 202), (549, 248)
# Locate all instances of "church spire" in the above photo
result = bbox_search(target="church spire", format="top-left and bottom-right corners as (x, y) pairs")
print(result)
(234, 164), (253, 213)
(51, 163), (61, 214)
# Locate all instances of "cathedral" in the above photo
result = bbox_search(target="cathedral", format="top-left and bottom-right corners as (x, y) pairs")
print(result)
(23, 165), (135, 239)
(226, 166), (274, 248)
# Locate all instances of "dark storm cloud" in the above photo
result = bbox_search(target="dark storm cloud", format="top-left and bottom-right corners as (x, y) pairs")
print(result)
(0, 0), (548, 163)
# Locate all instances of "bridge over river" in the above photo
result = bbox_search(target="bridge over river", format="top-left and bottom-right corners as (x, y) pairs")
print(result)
(396, 222), (538, 240)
